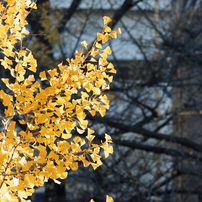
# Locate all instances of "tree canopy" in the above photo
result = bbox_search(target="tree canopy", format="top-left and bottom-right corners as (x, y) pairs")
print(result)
(0, 1), (120, 201)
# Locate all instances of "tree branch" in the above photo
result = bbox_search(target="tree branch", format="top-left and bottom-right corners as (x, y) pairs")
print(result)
(87, 115), (202, 152)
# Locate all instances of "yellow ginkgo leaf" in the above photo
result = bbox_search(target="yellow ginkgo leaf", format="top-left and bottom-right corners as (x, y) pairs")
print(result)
(104, 25), (111, 33)
(80, 156), (91, 167)
(88, 128), (94, 136)
(108, 69), (116, 74)
(99, 108), (106, 117)
(62, 133), (72, 139)
(39, 71), (47, 81)
(60, 172), (68, 179)
(37, 114), (48, 124)
(81, 40), (89, 47)
(76, 127), (85, 134)
(90, 58), (97, 62)
(89, 110), (96, 116)
(115, 27), (122, 34)
(30, 2), (37, 9)
(18, 120), (26, 125)
(79, 119), (88, 129)
(103, 46), (112, 55)
(48, 68), (58, 77)
(70, 162), (78, 171)
(100, 52), (108, 59)
(56, 97), (65, 105)
(109, 31), (117, 38)
(75, 49), (83, 56)
(103, 16), (112, 24)
(105, 133), (113, 143)
(102, 34), (109, 43)
(108, 76), (113, 83)
(106, 195), (114, 202)
(96, 42), (102, 49)
(93, 87), (101, 95)
(97, 33), (103, 41)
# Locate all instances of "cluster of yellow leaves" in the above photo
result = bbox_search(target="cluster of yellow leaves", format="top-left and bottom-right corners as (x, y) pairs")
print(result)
(0, 2), (120, 202)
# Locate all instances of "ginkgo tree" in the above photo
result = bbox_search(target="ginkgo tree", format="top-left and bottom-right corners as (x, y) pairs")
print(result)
(0, 1), (121, 201)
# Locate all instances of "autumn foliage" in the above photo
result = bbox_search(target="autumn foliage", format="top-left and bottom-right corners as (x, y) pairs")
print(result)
(0, 1), (120, 201)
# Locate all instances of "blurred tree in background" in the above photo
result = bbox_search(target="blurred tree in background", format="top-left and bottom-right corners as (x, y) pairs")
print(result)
(1, 0), (202, 202)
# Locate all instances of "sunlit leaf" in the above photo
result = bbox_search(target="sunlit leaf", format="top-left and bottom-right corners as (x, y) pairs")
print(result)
(115, 28), (122, 34)
(104, 25), (111, 32)
(70, 162), (78, 171)
(39, 71), (47, 81)
(103, 16), (112, 24)
(62, 133), (72, 139)
(103, 46), (111, 55)
(96, 42), (102, 49)
(81, 40), (89, 47)
(106, 195), (114, 202)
